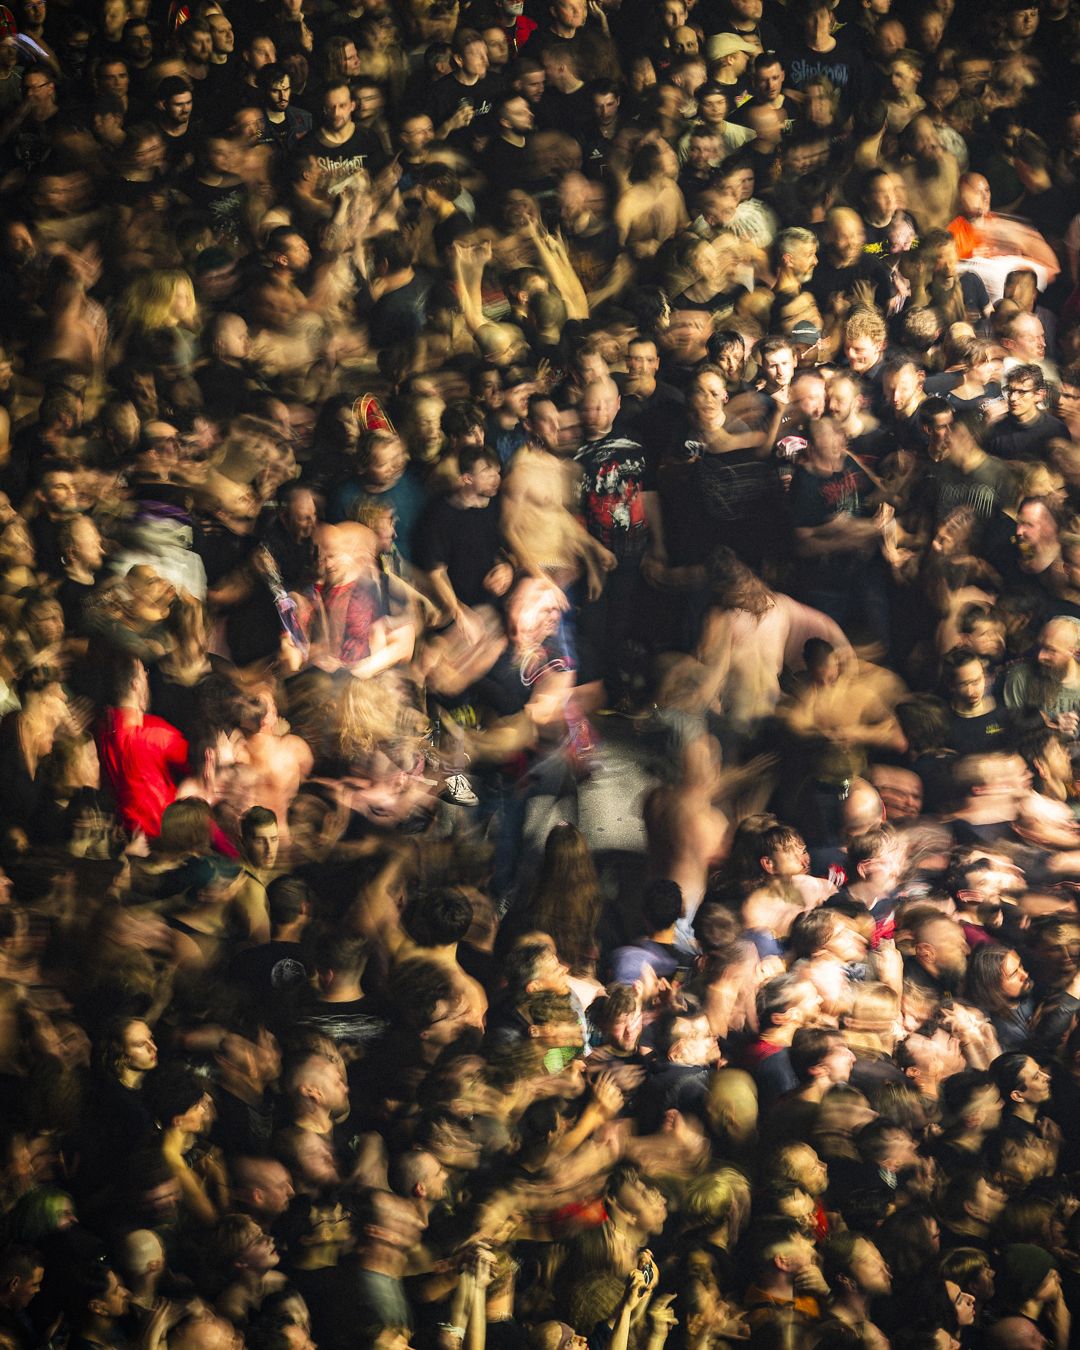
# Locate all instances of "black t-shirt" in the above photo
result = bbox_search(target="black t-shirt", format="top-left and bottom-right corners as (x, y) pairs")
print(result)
(369, 270), (434, 347)
(987, 410), (1069, 464)
(946, 704), (1015, 756)
(781, 34), (867, 119)
(789, 459), (872, 591)
(413, 496), (502, 608)
(481, 134), (533, 190)
(426, 72), (501, 134)
(305, 124), (387, 185)
(809, 253), (893, 314)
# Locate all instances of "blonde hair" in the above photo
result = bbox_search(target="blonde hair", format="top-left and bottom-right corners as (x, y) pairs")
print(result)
(844, 306), (887, 346)
(117, 269), (195, 333)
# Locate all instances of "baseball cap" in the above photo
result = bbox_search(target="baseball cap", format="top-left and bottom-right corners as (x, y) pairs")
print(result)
(706, 32), (758, 61)
(790, 319), (821, 346)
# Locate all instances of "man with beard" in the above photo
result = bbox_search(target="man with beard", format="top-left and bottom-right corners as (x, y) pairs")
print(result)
(899, 114), (960, 230)
(809, 207), (894, 316)
(943, 648), (1014, 756)
(1004, 616), (1080, 736)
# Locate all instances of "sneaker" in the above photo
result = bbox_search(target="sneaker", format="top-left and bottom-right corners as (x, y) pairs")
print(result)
(440, 772), (479, 807)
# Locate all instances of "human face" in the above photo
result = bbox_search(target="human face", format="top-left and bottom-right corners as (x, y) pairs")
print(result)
(690, 371), (728, 424)
(399, 115), (433, 155)
(828, 214), (864, 266)
(125, 22), (152, 60)
(123, 1020), (158, 1073)
(322, 86), (354, 133)
(98, 1271), (131, 1320)
(1007, 4), (1039, 37)
(502, 96), (533, 135)
(822, 1040), (856, 1083)
(552, 0), (586, 29)
(468, 458), (502, 499)
(528, 399), (560, 451)
(99, 62), (129, 98)
(627, 342), (659, 380)
(882, 362), (921, 414)
(1008, 315), (1046, 362)
(164, 91), (193, 126)
(247, 823), (279, 869)
(764, 345), (795, 390)
(1016, 501), (1055, 553)
(955, 658), (988, 712)
(1016, 1057), (1052, 1104)
(755, 60), (783, 101)
(608, 1005), (643, 1052)
(460, 39), (488, 78)
(1000, 951), (1029, 1001)
(1038, 621), (1076, 680)
(943, 1281), (976, 1328)
(580, 384), (619, 439)
(483, 26), (510, 66)
(12, 1267), (43, 1312)
(951, 659), (986, 711)
(267, 76), (291, 112)
(23, 72), (54, 105)
(851, 1239), (892, 1297)
(247, 36), (276, 69)
(208, 15), (233, 53)
(186, 27), (211, 62)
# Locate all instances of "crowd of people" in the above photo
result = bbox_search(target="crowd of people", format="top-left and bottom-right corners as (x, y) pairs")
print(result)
(6, 0), (1080, 1346)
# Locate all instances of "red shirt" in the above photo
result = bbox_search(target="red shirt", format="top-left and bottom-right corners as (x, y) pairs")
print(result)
(97, 707), (189, 837)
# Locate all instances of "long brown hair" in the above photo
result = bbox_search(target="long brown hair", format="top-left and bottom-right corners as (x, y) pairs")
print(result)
(707, 546), (774, 617)
(525, 823), (602, 975)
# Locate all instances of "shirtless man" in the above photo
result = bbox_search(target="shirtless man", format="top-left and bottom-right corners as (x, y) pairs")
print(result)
(898, 115), (959, 230)
(240, 687), (314, 838)
(613, 140), (689, 260)
(688, 548), (851, 733)
(644, 734), (777, 939)
(501, 394), (615, 599)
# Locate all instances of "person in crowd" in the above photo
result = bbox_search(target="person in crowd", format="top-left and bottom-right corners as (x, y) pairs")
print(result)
(4, 1), (1080, 1347)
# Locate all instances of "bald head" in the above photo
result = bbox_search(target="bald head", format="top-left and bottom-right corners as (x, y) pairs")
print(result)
(318, 521), (377, 588)
(579, 377), (620, 439)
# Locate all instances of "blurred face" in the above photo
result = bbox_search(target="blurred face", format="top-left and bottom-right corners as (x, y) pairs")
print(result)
(399, 115), (434, 155)
(828, 213), (864, 265)
(1007, 316), (1045, 362)
(1015, 1057), (1052, 1104)
(186, 28), (212, 62)
(528, 399), (560, 451)
(459, 39), (488, 78)
(890, 59), (919, 96)
(366, 436), (407, 488)
(580, 384), (619, 438)
(627, 342), (659, 380)
(851, 1239), (892, 1296)
(1016, 501), (1055, 552)
(951, 658), (986, 710)
(467, 458), (501, 498)
(322, 86), (353, 132)
(882, 362), (922, 414)
(483, 26), (509, 65)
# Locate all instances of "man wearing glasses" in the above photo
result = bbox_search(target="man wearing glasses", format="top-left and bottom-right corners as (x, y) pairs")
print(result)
(988, 364), (1067, 463)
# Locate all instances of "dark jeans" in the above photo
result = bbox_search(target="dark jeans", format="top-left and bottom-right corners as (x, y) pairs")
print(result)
(576, 550), (645, 694)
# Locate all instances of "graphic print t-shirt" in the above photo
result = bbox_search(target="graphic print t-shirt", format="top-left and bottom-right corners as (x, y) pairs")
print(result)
(575, 430), (655, 556)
